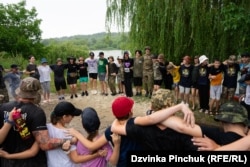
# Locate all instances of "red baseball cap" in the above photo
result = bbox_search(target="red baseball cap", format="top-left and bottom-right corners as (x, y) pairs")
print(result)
(112, 96), (134, 118)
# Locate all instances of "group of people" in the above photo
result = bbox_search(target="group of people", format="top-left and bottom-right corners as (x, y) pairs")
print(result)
(0, 76), (249, 167)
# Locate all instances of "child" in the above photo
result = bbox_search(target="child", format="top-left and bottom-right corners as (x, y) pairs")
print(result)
(167, 62), (180, 103)
(208, 59), (224, 115)
(78, 57), (89, 96)
(3, 64), (22, 100)
(69, 107), (121, 167)
(116, 56), (125, 94)
(46, 101), (82, 167)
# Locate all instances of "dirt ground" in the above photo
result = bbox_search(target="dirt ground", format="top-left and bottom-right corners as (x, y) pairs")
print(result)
(40, 92), (151, 135)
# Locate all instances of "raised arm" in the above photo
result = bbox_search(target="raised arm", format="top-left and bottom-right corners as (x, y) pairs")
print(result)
(134, 102), (194, 127)
(67, 128), (108, 151)
(160, 116), (202, 137)
(0, 141), (40, 159)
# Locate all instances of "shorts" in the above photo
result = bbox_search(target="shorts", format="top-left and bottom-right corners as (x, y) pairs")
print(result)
(222, 86), (236, 99)
(133, 77), (142, 86)
(67, 76), (78, 85)
(89, 73), (98, 79)
(210, 85), (222, 100)
(172, 82), (179, 88)
(79, 77), (88, 83)
(98, 73), (106, 81)
(54, 80), (67, 91)
(179, 85), (191, 94)
(41, 81), (51, 93)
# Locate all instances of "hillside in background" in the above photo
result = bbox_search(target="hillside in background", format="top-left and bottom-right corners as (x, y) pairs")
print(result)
(41, 32), (129, 50)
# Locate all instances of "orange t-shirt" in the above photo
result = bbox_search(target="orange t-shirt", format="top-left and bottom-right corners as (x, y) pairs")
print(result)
(210, 72), (223, 86)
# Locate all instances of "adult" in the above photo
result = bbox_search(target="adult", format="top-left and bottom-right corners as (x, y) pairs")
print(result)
(37, 58), (52, 103)
(0, 65), (9, 104)
(97, 52), (108, 96)
(133, 50), (143, 96)
(85, 52), (98, 95)
(50, 58), (68, 101)
(142, 46), (154, 98)
(25, 55), (40, 80)
(0, 77), (75, 167)
(67, 56), (79, 99)
(123, 51), (134, 97)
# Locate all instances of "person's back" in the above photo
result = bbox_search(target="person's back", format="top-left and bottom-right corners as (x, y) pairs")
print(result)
(0, 101), (47, 167)
(125, 117), (197, 151)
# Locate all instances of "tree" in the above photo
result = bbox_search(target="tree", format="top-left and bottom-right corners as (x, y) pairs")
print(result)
(0, 0), (44, 57)
(106, 0), (250, 61)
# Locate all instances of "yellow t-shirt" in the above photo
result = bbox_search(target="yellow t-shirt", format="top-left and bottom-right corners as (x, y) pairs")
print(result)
(170, 66), (180, 83)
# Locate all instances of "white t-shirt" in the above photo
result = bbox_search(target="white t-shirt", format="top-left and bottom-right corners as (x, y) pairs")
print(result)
(85, 57), (98, 73)
(37, 65), (52, 82)
(46, 123), (77, 167)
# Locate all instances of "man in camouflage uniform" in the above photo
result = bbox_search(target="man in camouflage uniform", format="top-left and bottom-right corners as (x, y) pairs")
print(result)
(0, 65), (9, 105)
(143, 46), (154, 98)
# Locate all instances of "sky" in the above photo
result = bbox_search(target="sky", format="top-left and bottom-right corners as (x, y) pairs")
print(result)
(1, 0), (120, 39)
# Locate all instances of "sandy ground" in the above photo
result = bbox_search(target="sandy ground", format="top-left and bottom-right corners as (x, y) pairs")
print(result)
(40, 91), (151, 136)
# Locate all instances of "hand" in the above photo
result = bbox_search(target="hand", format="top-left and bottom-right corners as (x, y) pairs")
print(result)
(9, 107), (21, 121)
(0, 149), (9, 158)
(66, 128), (81, 138)
(70, 137), (78, 145)
(97, 148), (108, 157)
(111, 133), (121, 146)
(192, 135), (220, 151)
(181, 103), (195, 127)
(62, 140), (71, 151)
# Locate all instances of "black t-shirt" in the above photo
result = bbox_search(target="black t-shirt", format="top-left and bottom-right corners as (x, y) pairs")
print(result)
(67, 63), (78, 73)
(179, 64), (194, 87)
(126, 118), (198, 151)
(200, 125), (243, 145)
(50, 64), (67, 81)
(222, 63), (240, 88)
(197, 65), (211, 85)
(0, 101), (47, 167)
(78, 63), (88, 77)
(26, 64), (40, 80)
(105, 120), (142, 167)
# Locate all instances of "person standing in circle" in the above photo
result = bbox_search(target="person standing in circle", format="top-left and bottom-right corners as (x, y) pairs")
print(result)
(85, 52), (98, 95)
(25, 55), (40, 80)
(67, 56), (79, 99)
(97, 52), (108, 96)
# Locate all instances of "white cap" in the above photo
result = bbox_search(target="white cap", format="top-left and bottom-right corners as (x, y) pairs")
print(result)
(199, 55), (208, 64)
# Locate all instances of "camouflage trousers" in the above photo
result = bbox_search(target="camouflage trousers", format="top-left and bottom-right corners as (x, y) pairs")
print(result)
(0, 87), (9, 104)
(143, 71), (153, 93)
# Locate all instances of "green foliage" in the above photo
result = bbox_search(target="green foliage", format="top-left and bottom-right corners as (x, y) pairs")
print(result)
(0, 0), (45, 57)
(106, 0), (250, 62)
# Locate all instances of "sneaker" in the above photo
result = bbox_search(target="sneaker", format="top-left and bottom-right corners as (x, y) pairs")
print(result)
(85, 91), (88, 96)
(70, 95), (73, 99)
(61, 96), (65, 100)
(105, 93), (108, 96)
(111, 93), (116, 96)
(81, 92), (85, 96)
(75, 94), (78, 98)
(204, 110), (209, 114)
(199, 109), (203, 113)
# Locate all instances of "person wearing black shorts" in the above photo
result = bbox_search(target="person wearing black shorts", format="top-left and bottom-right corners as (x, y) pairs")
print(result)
(50, 58), (68, 100)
